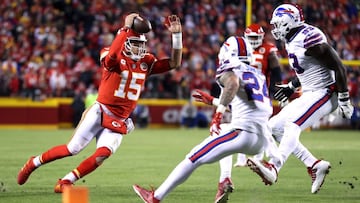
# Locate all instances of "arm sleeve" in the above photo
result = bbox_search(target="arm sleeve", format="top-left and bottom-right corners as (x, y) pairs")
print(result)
(104, 28), (128, 68)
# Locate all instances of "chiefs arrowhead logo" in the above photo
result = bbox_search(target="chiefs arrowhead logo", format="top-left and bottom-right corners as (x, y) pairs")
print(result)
(112, 121), (122, 128)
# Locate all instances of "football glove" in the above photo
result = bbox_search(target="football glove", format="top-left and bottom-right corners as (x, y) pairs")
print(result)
(337, 92), (354, 119)
(209, 105), (226, 136)
(192, 89), (217, 106)
(274, 82), (296, 102)
(125, 118), (135, 134)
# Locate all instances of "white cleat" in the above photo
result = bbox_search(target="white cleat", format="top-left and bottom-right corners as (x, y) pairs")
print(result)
(308, 160), (331, 194)
(247, 158), (278, 185)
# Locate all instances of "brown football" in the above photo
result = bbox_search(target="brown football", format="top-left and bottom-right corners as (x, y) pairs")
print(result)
(132, 16), (152, 33)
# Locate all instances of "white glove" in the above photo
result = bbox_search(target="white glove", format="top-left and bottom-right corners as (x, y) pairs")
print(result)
(337, 92), (354, 119)
(125, 118), (135, 134)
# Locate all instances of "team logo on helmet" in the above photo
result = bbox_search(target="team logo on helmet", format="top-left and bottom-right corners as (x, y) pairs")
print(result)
(275, 8), (295, 19)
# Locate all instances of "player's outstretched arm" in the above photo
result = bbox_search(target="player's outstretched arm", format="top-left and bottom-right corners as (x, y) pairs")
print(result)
(165, 15), (183, 69)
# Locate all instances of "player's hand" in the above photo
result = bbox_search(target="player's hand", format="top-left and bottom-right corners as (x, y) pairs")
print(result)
(274, 83), (295, 102)
(165, 15), (182, 33)
(192, 89), (214, 105)
(124, 13), (139, 28)
(125, 118), (135, 134)
(210, 112), (223, 136)
(337, 92), (354, 119)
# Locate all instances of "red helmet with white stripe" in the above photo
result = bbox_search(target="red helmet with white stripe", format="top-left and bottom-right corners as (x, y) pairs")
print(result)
(244, 24), (265, 49)
(122, 29), (147, 61)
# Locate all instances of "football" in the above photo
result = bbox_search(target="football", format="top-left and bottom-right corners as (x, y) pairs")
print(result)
(132, 16), (152, 34)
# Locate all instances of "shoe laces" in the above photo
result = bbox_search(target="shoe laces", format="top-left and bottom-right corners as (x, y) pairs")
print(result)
(307, 167), (317, 183)
(307, 160), (322, 183)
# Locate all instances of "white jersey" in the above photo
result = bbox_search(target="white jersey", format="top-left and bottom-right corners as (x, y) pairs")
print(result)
(216, 58), (273, 135)
(285, 23), (335, 92)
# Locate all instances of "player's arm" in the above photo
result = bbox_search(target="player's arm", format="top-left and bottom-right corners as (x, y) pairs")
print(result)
(306, 43), (354, 119)
(166, 15), (183, 70)
(217, 71), (239, 107)
(104, 13), (139, 69)
(305, 43), (348, 92)
(149, 15), (183, 74)
(268, 51), (282, 84)
(209, 71), (238, 135)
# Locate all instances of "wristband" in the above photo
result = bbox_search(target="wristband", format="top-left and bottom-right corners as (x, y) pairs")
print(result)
(172, 33), (182, 49)
(216, 104), (227, 114)
(212, 98), (220, 106)
(338, 91), (350, 101)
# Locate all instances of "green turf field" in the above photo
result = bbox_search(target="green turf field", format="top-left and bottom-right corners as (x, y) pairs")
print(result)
(0, 128), (359, 203)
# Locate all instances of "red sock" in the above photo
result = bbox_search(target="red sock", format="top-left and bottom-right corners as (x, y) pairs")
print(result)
(73, 147), (111, 179)
(40, 144), (72, 164)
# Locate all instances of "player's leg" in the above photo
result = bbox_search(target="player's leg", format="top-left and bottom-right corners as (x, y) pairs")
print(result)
(269, 90), (336, 192)
(55, 128), (123, 193)
(148, 129), (264, 201)
(17, 104), (101, 185)
(216, 155), (234, 203)
(234, 153), (247, 167)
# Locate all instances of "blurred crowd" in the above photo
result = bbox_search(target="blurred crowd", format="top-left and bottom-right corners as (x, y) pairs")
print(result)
(0, 0), (359, 108)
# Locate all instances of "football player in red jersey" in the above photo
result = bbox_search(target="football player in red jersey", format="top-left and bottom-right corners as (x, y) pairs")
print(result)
(17, 13), (183, 193)
(245, 23), (282, 94)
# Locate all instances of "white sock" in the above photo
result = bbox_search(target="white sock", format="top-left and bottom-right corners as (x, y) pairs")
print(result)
(155, 159), (196, 200)
(235, 153), (247, 165)
(271, 122), (301, 171)
(292, 142), (317, 168)
(33, 156), (42, 167)
(219, 155), (233, 182)
(62, 172), (77, 183)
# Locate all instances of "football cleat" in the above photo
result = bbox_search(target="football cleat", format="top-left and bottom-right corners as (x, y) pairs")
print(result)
(215, 177), (234, 203)
(307, 160), (331, 194)
(133, 184), (160, 203)
(247, 158), (278, 185)
(17, 156), (37, 185)
(54, 179), (73, 193)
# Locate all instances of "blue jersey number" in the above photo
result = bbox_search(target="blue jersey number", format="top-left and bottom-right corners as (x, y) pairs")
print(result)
(288, 53), (305, 74)
(242, 72), (269, 103)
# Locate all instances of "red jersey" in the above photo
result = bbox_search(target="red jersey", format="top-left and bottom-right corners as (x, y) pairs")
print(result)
(251, 42), (278, 86)
(97, 28), (172, 119)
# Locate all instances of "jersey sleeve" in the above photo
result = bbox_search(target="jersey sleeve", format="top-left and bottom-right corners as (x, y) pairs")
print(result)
(303, 28), (327, 49)
(149, 58), (171, 75)
(103, 27), (128, 69)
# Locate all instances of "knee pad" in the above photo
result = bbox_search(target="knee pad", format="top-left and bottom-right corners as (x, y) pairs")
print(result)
(94, 147), (112, 165)
(67, 143), (84, 155)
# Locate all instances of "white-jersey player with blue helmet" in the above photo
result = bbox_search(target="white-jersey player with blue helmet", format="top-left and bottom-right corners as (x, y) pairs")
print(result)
(133, 36), (282, 203)
(248, 3), (354, 194)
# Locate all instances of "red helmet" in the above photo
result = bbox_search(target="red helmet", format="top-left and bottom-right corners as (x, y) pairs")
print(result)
(122, 29), (147, 61)
(244, 24), (265, 49)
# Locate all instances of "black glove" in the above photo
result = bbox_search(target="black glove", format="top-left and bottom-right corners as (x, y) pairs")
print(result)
(274, 83), (296, 102)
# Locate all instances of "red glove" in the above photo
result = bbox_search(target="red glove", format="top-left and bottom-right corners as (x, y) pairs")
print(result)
(210, 112), (223, 135)
(192, 89), (214, 105)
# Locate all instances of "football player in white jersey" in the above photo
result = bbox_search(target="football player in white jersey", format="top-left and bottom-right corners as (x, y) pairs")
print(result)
(247, 3), (354, 194)
(133, 36), (281, 203)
